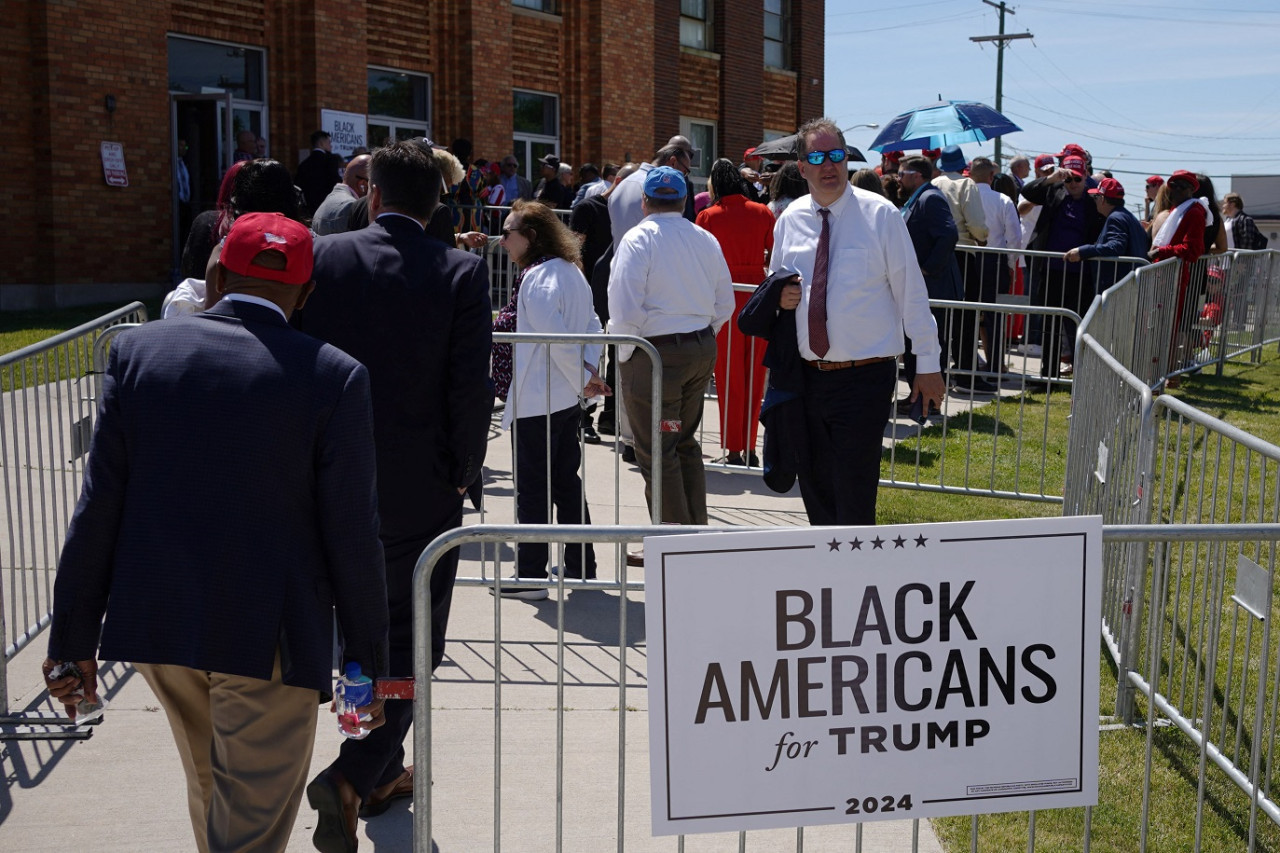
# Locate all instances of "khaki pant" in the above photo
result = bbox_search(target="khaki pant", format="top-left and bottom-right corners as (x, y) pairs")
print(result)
(137, 654), (319, 853)
(619, 327), (716, 525)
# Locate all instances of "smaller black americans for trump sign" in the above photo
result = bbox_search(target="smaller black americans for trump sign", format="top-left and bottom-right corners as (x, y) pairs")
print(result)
(644, 515), (1102, 836)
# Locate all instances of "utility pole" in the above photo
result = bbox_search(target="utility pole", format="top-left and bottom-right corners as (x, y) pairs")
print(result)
(969, 1), (1032, 168)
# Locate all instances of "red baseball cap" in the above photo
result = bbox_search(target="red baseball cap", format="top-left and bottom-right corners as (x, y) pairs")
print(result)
(1146, 175), (1165, 187)
(1168, 170), (1200, 193)
(1088, 177), (1125, 200)
(883, 150), (905, 162)
(1034, 154), (1056, 172)
(219, 212), (314, 285)
(921, 148), (942, 160)
(1062, 156), (1087, 177)
(744, 147), (758, 161)
(1057, 143), (1087, 159)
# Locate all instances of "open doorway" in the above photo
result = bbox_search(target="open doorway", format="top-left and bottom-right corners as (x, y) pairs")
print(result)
(170, 93), (232, 281)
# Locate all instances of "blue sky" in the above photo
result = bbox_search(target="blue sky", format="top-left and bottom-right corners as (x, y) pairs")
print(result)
(824, 0), (1280, 195)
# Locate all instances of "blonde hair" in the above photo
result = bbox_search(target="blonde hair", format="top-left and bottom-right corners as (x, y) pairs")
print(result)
(431, 148), (465, 187)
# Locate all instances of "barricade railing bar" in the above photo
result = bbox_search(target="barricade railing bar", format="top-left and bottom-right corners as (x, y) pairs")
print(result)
(410, 522), (1280, 853)
(0, 301), (147, 735)
(490, 332), (663, 526)
(1068, 246), (1280, 843)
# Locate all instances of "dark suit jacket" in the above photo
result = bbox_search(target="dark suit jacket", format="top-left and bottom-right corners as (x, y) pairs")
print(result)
(738, 271), (808, 493)
(295, 214), (494, 542)
(296, 149), (343, 214)
(48, 300), (389, 694)
(1020, 177), (1105, 252)
(902, 184), (963, 300)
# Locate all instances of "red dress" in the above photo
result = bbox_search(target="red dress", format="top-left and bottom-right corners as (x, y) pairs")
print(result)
(696, 195), (775, 455)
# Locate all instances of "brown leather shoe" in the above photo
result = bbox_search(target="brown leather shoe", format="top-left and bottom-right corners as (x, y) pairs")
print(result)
(307, 768), (360, 853)
(360, 765), (414, 818)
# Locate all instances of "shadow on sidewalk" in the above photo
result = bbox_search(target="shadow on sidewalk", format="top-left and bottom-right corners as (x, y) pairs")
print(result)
(0, 660), (137, 826)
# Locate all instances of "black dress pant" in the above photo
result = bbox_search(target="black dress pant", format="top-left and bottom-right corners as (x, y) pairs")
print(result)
(513, 405), (595, 579)
(330, 501), (462, 800)
(797, 359), (897, 526)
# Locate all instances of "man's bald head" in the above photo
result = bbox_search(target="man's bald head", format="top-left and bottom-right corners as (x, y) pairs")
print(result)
(667, 135), (694, 157)
(343, 154), (372, 197)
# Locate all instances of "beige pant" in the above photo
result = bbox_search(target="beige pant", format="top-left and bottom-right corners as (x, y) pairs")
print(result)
(136, 654), (319, 853)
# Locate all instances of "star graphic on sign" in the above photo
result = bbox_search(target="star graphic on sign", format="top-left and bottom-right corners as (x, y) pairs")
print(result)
(871, 537), (885, 549)
(915, 535), (928, 547)
(849, 538), (863, 550)
(893, 536), (907, 549)
(827, 538), (842, 551)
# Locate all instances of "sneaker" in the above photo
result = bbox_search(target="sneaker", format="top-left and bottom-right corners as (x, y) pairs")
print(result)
(490, 580), (549, 601)
(550, 566), (596, 581)
(625, 549), (644, 567)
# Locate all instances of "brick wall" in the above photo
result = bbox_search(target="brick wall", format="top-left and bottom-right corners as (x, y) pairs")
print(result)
(714, 0), (763, 163)
(2, 0), (821, 297)
(763, 70), (798, 134)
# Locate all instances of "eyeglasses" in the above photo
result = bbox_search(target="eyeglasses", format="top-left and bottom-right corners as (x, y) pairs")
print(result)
(499, 226), (523, 240)
(1065, 175), (1083, 184)
(805, 148), (848, 166)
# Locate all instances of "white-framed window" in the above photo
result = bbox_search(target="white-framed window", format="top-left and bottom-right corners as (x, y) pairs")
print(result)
(512, 90), (560, 183)
(680, 0), (712, 51)
(680, 117), (717, 192)
(764, 0), (791, 69)
(367, 67), (432, 148)
(168, 35), (268, 157)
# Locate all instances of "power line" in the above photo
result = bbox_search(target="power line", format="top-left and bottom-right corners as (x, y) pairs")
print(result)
(1002, 96), (1280, 142)
(1001, 108), (1280, 158)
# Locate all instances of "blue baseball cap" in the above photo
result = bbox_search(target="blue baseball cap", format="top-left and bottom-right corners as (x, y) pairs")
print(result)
(643, 166), (687, 200)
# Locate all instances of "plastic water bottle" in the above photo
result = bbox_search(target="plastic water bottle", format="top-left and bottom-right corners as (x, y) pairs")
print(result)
(336, 662), (374, 740)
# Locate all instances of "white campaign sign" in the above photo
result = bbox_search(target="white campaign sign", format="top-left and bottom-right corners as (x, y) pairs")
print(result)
(320, 109), (367, 157)
(645, 515), (1102, 836)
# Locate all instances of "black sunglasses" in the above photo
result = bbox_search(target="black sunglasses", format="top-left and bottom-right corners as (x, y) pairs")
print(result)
(1066, 175), (1083, 184)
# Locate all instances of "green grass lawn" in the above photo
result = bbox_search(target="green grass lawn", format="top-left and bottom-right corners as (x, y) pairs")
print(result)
(893, 350), (1280, 852)
(0, 300), (156, 392)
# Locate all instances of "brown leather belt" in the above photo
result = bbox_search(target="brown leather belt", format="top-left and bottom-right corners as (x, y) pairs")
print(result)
(804, 355), (895, 371)
(645, 325), (713, 347)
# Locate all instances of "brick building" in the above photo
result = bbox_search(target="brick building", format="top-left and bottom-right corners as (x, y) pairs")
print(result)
(2, 0), (824, 308)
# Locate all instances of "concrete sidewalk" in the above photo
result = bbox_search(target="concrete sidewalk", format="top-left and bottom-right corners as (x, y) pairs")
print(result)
(0, 402), (944, 852)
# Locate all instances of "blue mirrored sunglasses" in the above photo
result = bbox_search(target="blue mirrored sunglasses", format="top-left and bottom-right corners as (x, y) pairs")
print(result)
(805, 148), (848, 166)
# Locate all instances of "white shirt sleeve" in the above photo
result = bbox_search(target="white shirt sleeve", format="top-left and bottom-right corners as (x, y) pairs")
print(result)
(606, 231), (650, 361)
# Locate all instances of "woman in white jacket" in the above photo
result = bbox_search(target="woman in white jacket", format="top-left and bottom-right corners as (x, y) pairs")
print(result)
(496, 200), (611, 599)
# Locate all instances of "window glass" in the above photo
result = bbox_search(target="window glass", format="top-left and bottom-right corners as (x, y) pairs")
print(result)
(513, 0), (556, 10)
(513, 91), (557, 136)
(368, 70), (430, 120)
(764, 0), (790, 69)
(168, 37), (264, 101)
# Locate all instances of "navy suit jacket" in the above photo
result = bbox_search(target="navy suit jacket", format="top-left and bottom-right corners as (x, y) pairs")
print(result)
(295, 214), (494, 543)
(48, 300), (389, 694)
(902, 184), (963, 300)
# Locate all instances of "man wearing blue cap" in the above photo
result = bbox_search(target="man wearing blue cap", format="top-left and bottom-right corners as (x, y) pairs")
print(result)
(608, 165), (735, 547)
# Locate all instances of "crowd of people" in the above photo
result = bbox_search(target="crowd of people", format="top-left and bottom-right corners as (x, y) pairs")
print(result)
(42, 118), (1271, 853)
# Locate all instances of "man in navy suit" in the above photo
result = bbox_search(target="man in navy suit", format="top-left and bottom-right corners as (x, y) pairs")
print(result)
(899, 155), (961, 403)
(43, 212), (390, 853)
(295, 140), (494, 852)
(1066, 177), (1150, 293)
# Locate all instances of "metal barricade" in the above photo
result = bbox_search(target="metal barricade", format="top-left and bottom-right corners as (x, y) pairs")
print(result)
(409, 522), (1280, 853)
(490, 333), (664, 532)
(0, 302), (147, 735)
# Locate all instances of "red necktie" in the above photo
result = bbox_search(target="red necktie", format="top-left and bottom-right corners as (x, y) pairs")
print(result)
(808, 208), (831, 358)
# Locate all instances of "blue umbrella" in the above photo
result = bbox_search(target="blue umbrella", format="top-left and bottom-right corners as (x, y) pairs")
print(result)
(869, 100), (1021, 153)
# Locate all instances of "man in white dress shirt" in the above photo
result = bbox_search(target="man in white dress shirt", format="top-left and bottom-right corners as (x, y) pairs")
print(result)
(608, 166), (734, 535)
(770, 117), (945, 526)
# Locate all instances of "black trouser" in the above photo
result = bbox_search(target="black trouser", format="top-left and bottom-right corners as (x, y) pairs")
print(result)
(513, 405), (595, 578)
(957, 251), (1006, 374)
(329, 503), (462, 799)
(798, 359), (897, 526)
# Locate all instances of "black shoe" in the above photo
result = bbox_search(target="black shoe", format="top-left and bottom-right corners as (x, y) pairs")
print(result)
(748, 452), (760, 467)
(596, 418), (616, 436)
(551, 566), (596, 581)
(725, 451), (746, 466)
(621, 445), (636, 464)
(952, 377), (999, 394)
(582, 424), (602, 443)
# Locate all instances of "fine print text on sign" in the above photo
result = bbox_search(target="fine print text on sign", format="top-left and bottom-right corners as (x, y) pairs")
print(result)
(100, 142), (128, 187)
(645, 516), (1102, 836)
